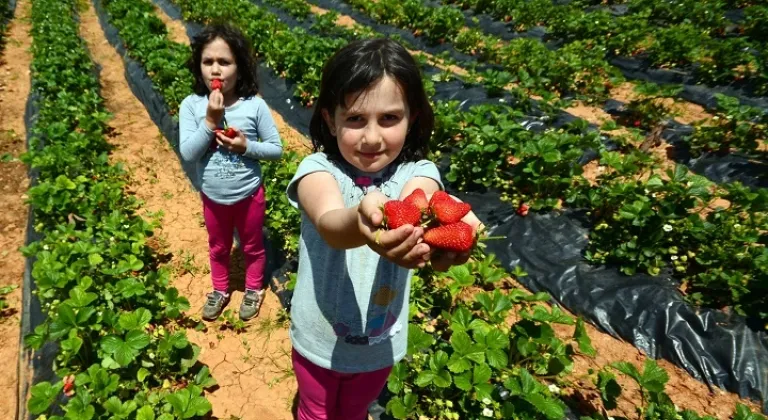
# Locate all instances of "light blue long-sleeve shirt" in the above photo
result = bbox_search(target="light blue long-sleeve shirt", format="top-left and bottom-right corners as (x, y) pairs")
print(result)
(179, 94), (283, 204)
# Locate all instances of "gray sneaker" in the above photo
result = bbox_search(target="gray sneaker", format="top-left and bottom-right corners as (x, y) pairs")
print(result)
(202, 291), (230, 321)
(240, 289), (265, 320)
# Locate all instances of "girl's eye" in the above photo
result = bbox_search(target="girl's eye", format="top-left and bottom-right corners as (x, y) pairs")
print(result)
(346, 115), (362, 122)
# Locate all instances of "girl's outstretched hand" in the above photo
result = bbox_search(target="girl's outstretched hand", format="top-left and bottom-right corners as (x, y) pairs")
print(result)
(358, 190), (430, 269)
(426, 193), (484, 272)
(215, 126), (247, 154)
(205, 89), (225, 130)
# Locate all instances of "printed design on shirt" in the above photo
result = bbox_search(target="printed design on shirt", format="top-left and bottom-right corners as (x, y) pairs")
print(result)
(211, 149), (245, 180)
(333, 285), (402, 346)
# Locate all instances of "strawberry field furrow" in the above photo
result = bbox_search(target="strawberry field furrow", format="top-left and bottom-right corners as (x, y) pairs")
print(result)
(21, 0), (212, 418)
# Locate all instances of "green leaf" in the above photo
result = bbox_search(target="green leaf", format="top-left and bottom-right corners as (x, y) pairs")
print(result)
(519, 369), (539, 394)
(118, 308), (152, 331)
(473, 363), (492, 385)
(386, 394), (417, 419)
(87, 253), (103, 266)
(137, 368), (150, 383)
(415, 371), (436, 387)
(165, 388), (211, 418)
(485, 348), (508, 369)
(573, 318), (596, 357)
(66, 390), (95, 419)
(733, 403), (763, 420)
(58, 303), (77, 327)
(430, 350), (449, 371)
(194, 365), (217, 388)
(69, 287), (98, 308)
(483, 328), (508, 350)
(524, 393), (565, 420)
(451, 330), (472, 354)
(596, 371), (621, 410)
(407, 324), (433, 355)
(447, 353), (472, 373)
(450, 306), (473, 332)
(611, 361), (642, 384)
(136, 406), (156, 420)
(433, 369), (452, 388)
(454, 372), (473, 391)
(61, 335), (83, 354)
(28, 382), (62, 414)
(100, 331), (150, 367)
(640, 359), (669, 393)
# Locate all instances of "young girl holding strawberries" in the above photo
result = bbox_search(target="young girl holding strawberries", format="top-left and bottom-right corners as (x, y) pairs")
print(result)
(179, 24), (283, 321)
(286, 38), (481, 420)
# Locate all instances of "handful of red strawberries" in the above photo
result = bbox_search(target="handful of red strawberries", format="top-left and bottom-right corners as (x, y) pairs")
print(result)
(382, 189), (475, 253)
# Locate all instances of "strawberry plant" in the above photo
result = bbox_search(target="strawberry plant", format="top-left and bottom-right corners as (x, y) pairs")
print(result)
(101, 0), (194, 115)
(386, 263), (596, 420)
(582, 165), (714, 276)
(685, 93), (768, 157)
(683, 183), (768, 324)
(263, 153), (302, 259)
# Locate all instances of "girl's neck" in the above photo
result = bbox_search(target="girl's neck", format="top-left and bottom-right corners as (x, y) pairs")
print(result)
(221, 92), (240, 107)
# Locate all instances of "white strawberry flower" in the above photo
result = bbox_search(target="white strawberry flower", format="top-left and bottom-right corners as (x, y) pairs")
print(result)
(482, 408), (494, 417)
(548, 384), (561, 394)
(663, 224), (673, 232)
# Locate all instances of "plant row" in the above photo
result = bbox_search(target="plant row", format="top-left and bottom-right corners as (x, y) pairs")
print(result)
(387, 258), (765, 419)
(100, 1), (766, 418)
(435, 0), (768, 95)
(21, 0), (213, 418)
(321, 0), (624, 103)
(432, 100), (767, 324)
(262, 0), (768, 160)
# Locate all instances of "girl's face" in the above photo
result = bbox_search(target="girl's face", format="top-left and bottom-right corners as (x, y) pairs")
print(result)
(201, 37), (238, 97)
(324, 76), (411, 174)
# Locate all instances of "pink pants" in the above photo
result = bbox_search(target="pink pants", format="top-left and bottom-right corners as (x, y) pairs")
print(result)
(201, 186), (266, 292)
(292, 349), (392, 420)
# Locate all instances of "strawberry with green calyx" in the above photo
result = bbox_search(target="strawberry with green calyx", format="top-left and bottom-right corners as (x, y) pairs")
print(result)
(423, 222), (475, 252)
(383, 200), (422, 229)
(430, 195), (471, 224)
(403, 188), (429, 213)
(211, 122), (238, 150)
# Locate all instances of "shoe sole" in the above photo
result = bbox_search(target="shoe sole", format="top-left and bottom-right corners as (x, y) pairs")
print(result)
(239, 309), (260, 321)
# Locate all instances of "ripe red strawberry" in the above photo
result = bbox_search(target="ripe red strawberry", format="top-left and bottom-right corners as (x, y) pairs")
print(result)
(223, 127), (237, 138)
(383, 201), (422, 229)
(429, 190), (452, 207)
(431, 197), (471, 224)
(63, 375), (76, 397)
(517, 203), (530, 216)
(423, 222), (474, 252)
(211, 79), (222, 90)
(404, 188), (429, 213)
(633, 120), (641, 127)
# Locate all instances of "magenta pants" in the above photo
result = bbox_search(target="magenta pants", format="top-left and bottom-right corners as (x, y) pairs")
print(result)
(201, 185), (266, 292)
(292, 349), (392, 420)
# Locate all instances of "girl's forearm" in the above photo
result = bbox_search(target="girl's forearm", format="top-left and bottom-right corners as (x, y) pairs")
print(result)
(243, 140), (283, 160)
(316, 206), (367, 249)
